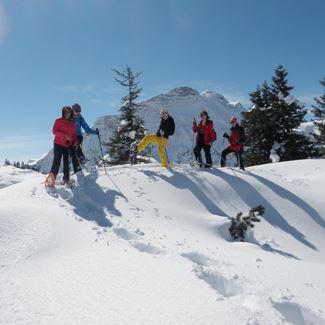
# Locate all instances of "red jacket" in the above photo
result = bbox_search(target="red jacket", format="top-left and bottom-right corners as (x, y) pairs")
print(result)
(228, 125), (245, 151)
(52, 117), (78, 147)
(192, 120), (216, 145)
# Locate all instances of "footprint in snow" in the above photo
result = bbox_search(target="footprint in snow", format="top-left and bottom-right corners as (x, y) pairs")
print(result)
(194, 266), (242, 298)
(113, 227), (139, 240)
(181, 252), (213, 266)
(273, 301), (325, 325)
(131, 241), (164, 255)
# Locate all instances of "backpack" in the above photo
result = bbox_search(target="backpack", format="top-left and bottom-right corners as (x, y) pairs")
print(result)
(208, 121), (216, 142)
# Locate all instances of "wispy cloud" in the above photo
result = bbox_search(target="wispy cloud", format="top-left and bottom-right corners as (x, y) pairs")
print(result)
(0, 2), (9, 44)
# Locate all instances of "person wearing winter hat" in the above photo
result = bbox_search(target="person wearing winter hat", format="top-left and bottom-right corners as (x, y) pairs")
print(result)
(45, 106), (78, 187)
(135, 109), (175, 168)
(220, 116), (246, 170)
(192, 110), (216, 168)
(70, 103), (98, 173)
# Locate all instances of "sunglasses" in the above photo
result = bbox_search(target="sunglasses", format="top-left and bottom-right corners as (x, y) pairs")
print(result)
(230, 121), (236, 124)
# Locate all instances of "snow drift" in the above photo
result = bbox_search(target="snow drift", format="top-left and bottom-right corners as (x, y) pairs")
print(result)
(1, 160), (325, 324)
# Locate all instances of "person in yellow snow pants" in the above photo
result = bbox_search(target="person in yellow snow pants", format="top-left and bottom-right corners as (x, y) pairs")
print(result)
(137, 135), (169, 168)
(137, 109), (175, 168)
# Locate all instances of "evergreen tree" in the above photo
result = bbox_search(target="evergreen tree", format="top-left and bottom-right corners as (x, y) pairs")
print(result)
(312, 78), (325, 155)
(242, 83), (274, 166)
(242, 65), (315, 166)
(270, 65), (315, 160)
(4, 158), (11, 166)
(106, 66), (146, 165)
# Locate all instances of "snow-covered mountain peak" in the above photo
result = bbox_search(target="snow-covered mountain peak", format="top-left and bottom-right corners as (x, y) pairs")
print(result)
(166, 86), (200, 97)
(201, 90), (230, 104)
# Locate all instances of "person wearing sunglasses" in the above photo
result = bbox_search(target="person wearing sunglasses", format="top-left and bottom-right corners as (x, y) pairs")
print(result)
(220, 116), (246, 170)
(70, 103), (99, 173)
(134, 109), (175, 168)
(192, 110), (216, 168)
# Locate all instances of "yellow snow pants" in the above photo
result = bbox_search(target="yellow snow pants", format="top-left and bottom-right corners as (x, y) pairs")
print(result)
(137, 135), (169, 168)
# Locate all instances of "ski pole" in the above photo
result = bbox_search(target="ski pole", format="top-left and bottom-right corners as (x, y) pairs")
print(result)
(96, 129), (108, 175)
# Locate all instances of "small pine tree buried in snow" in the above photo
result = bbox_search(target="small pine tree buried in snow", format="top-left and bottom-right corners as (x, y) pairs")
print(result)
(229, 205), (265, 241)
(106, 66), (146, 165)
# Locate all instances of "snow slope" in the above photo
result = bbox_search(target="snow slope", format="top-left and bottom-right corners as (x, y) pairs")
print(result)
(32, 87), (244, 172)
(1, 160), (325, 325)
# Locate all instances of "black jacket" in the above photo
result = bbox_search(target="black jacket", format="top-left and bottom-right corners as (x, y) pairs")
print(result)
(156, 116), (175, 139)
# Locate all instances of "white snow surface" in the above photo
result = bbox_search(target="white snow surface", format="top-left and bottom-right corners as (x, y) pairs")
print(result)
(1, 160), (325, 324)
(32, 87), (244, 173)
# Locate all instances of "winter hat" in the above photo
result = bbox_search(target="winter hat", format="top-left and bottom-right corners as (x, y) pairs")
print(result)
(72, 103), (81, 112)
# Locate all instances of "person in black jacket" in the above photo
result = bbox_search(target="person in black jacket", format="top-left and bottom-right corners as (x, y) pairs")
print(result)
(136, 109), (175, 167)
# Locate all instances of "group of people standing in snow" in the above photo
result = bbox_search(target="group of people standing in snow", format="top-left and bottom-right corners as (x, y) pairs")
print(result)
(131, 108), (245, 170)
(47, 104), (245, 186)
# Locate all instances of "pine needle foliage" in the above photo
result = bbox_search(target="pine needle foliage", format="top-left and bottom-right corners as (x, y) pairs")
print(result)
(229, 205), (265, 241)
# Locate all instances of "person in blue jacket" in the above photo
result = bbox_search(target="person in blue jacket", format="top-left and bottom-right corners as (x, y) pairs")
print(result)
(71, 103), (98, 173)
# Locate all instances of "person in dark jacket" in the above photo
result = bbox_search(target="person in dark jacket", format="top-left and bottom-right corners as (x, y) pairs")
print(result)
(220, 116), (246, 170)
(192, 110), (216, 168)
(70, 103), (98, 173)
(46, 106), (78, 187)
(136, 109), (175, 168)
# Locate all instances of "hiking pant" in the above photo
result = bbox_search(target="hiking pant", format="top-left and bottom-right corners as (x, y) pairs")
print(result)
(194, 143), (212, 166)
(50, 143), (70, 181)
(220, 147), (245, 170)
(137, 135), (169, 167)
(71, 135), (84, 173)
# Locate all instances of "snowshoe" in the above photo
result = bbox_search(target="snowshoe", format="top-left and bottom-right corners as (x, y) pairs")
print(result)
(60, 178), (75, 188)
(45, 173), (56, 189)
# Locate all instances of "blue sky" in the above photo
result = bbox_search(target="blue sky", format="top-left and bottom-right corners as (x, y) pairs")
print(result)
(0, 0), (324, 162)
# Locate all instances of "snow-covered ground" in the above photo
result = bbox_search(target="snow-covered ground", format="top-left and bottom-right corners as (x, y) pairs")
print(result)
(1, 160), (325, 325)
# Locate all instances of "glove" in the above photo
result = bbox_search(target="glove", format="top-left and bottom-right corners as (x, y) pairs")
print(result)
(96, 128), (99, 135)
(159, 129), (164, 136)
(223, 132), (229, 139)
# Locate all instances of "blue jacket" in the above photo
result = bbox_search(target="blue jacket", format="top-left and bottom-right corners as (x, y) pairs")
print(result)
(74, 116), (97, 137)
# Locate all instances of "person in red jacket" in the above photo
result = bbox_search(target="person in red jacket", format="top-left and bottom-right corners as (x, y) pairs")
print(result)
(220, 116), (246, 170)
(192, 110), (216, 168)
(46, 106), (78, 187)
